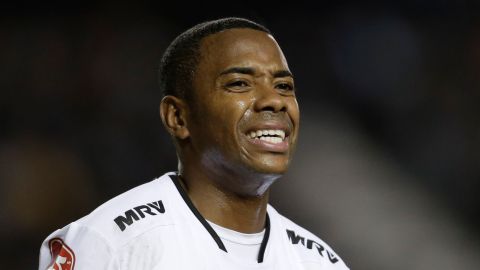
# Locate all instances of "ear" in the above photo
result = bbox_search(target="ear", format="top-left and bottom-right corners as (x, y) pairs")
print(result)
(160, 95), (190, 140)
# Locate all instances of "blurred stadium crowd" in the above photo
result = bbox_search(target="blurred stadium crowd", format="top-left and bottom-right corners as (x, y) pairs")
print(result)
(1, 2), (479, 269)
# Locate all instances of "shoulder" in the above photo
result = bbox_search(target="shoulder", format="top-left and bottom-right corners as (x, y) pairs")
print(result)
(268, 205), (350, 270)
(39, 172), (179, 269)
(80, 172), (176, 239)
(44, 172), (177, 248)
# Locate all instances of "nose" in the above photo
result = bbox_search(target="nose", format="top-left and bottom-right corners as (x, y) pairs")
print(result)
(253, 85), (287, 113)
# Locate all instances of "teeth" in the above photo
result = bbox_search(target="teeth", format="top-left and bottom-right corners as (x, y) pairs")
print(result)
(248, 129), (286, 141)
(259, 137), (282, 143)
(276, 130), (285, 140)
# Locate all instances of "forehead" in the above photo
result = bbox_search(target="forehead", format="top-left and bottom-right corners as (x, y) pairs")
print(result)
(198, 28), (289, 71)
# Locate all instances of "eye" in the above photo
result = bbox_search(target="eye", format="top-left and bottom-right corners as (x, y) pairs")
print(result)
(227, 80), (248, 87)
(275, 82), (294, 92)
(225, 80), (250, 91)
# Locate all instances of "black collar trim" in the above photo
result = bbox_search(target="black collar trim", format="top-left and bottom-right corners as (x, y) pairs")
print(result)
(169, 174), (271, 263)
(170, 174), (227, 252)
(257, 214), (270, 263)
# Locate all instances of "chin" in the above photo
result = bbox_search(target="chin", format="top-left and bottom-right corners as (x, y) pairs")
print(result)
(249, 159), (290, 176)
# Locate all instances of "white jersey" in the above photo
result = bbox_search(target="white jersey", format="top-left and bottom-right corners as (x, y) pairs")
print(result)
(39, 172), (349, 270)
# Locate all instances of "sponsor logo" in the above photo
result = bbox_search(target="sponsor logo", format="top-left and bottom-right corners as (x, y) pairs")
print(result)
(286, 229), (339, 264)
(48, 238), (75, 270)
(114, 200), (165, 231)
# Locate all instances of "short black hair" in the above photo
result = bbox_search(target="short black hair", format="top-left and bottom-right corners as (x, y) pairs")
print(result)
(158, 17), (271, 99)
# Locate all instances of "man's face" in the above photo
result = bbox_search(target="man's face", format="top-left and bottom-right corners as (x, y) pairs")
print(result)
(187, 28), (300, 177)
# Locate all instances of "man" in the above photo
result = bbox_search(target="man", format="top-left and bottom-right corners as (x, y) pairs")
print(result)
(39, 17), (349, 269)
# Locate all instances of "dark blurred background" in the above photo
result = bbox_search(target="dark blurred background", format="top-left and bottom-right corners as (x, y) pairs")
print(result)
(1, 1), (480, 269)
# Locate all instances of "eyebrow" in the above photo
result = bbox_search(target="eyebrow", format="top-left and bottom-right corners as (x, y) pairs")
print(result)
(220, 67), (255, 76)
(272, 70), (294, 78)
(219, 67), (294, 78)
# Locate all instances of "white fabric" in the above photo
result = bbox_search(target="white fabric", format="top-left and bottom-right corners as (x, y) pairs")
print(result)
(38, 172), (349, 270)
(207, 220), (264, 263)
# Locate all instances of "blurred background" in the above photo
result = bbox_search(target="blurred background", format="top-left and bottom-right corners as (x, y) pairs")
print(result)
(1, 1), (480, 269)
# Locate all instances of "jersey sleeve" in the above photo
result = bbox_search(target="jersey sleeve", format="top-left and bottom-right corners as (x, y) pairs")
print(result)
(38, 222), (119, 270)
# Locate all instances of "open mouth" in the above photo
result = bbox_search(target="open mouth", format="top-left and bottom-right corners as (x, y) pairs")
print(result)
(246, 129), (287, 144)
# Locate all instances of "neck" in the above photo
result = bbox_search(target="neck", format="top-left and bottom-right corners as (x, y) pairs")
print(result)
(179, 166), (273, 233)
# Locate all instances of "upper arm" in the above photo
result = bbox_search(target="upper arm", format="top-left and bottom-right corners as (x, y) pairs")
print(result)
(38, 223), (119, 270)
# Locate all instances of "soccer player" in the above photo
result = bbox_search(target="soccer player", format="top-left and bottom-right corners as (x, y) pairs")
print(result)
(39, 17), (349, 269)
